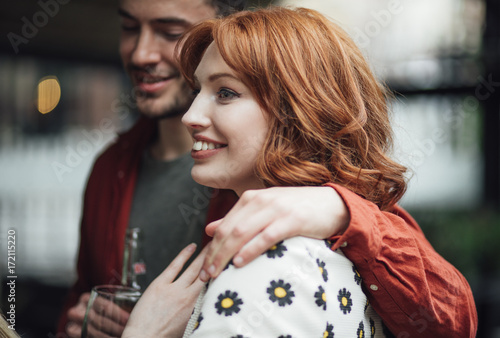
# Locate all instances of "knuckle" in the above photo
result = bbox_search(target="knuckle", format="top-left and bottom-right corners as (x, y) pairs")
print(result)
(260, 229), (280, 245)
(230, 225), (246, 239)
(79, 293), (89, 303)
(240, 189), (266, 205)
(213, 225), (230, 239)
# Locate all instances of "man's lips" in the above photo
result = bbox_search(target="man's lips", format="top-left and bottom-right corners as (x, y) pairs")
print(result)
(132, 72), (178, 93)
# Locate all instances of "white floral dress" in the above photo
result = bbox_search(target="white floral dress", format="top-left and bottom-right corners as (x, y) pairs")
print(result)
(183, 237), (387, 338)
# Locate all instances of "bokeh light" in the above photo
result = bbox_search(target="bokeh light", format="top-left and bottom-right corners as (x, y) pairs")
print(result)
(37, 76), (61, 114)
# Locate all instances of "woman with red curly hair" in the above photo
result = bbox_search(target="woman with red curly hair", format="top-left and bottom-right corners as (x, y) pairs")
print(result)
(122, 6), (477, 338)
(179, 6), (406, 211)
(177, 7), (398, 336)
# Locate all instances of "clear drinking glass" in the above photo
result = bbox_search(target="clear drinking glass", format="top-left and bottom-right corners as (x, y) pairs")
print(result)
(81, 285), (142, 338)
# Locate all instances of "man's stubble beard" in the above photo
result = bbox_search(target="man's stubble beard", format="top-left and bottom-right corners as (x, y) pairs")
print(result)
(137, 84), (194, 120)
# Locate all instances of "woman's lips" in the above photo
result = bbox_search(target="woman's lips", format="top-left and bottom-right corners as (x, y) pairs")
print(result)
(191, 140), (227, 160)
(191, 147), (226, 160)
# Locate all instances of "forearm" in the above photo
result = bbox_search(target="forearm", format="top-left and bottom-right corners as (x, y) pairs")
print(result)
(327, 183), (478, 337)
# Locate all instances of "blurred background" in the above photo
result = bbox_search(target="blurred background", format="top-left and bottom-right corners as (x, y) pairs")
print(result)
(0, 0), (498, 337)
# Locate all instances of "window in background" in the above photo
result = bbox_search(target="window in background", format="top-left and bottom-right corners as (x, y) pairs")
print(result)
(280, 0), (486, 210)
(0, 55), (134, 284)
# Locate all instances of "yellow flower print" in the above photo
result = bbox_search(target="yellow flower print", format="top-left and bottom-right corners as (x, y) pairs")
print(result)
(324, 239), (332, 248)
(323, 322), (334, 338)
(317, 259), (328, 282)
(267, 279), (295, 306)
(193, 312), (203, 331)
(266, 241), (287, 259)
(370, 318), (376, 337)
(357, 321), (365, 338)
(215, 290), (243, 316)
(314, 285), (327, 310)
(353, 265), (362, 285)
(338, 288), (353, 314)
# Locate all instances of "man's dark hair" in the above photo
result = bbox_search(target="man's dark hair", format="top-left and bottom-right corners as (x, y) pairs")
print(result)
(207, 0), (247, 17)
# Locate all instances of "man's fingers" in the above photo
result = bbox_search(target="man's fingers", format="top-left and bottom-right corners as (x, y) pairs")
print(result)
(84, 320), (115, 338)
(66, 321), (83, 338)
(86, 308), (127, 337)
(85, 297), (130, 337)
(205, 219), (223, 237)
(67, 292), (91, 322)
(80, 292), (91, 303)
(232, 219), (296, 268)
(91, 296), (131, 325)
(202, 208), (277, 280)
(66, 292), (92, 337)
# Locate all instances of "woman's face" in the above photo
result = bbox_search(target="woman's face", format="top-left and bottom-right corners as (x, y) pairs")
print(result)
(182, 43), (269, 196)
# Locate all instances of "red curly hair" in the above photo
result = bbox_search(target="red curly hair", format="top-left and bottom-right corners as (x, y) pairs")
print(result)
(178, 6), (407, 210)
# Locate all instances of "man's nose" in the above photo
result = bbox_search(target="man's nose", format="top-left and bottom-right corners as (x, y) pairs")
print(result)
(131, 29), (161, 67)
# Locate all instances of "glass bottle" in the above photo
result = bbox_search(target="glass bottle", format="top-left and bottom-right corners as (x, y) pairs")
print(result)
(121, 227), (147, 290)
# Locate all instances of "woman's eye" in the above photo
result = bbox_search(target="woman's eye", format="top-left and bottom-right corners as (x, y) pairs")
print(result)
(216, 88), (240, 101)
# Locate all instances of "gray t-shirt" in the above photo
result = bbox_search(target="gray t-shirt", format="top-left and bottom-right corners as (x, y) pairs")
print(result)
(127, 150), (210, 287)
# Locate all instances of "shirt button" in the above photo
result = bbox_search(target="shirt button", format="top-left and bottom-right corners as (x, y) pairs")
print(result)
(340, 241), (348, 248)
(118, 170), (125, 179)
(370, 284), (379, 291)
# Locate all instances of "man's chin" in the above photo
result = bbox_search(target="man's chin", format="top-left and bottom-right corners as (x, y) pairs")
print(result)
(135, 86), (193, 120)
(143, 109), (185, 120)
(137, 101), (189, 120)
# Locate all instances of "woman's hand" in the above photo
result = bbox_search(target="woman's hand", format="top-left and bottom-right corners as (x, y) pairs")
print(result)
(122, 243), (209, 338)
(199, 186), (350, 281)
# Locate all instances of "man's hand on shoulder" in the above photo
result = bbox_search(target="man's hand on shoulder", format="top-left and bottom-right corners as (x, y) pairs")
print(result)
(200, 186), (349, 281)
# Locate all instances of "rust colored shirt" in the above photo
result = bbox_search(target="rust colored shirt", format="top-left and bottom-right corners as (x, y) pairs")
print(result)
(327, 183), (477, 337)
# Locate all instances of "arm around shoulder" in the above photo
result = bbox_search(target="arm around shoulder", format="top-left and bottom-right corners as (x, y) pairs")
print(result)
(326, 183), (478, 337)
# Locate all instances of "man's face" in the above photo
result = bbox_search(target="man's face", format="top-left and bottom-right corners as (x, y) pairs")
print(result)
(119, 0), (216, 119)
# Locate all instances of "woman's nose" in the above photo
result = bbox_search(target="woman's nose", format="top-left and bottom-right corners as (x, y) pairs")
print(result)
(182, 94), (212, 130)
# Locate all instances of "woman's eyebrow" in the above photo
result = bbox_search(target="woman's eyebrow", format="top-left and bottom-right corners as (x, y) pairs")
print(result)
(207, 73), (240, 82)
